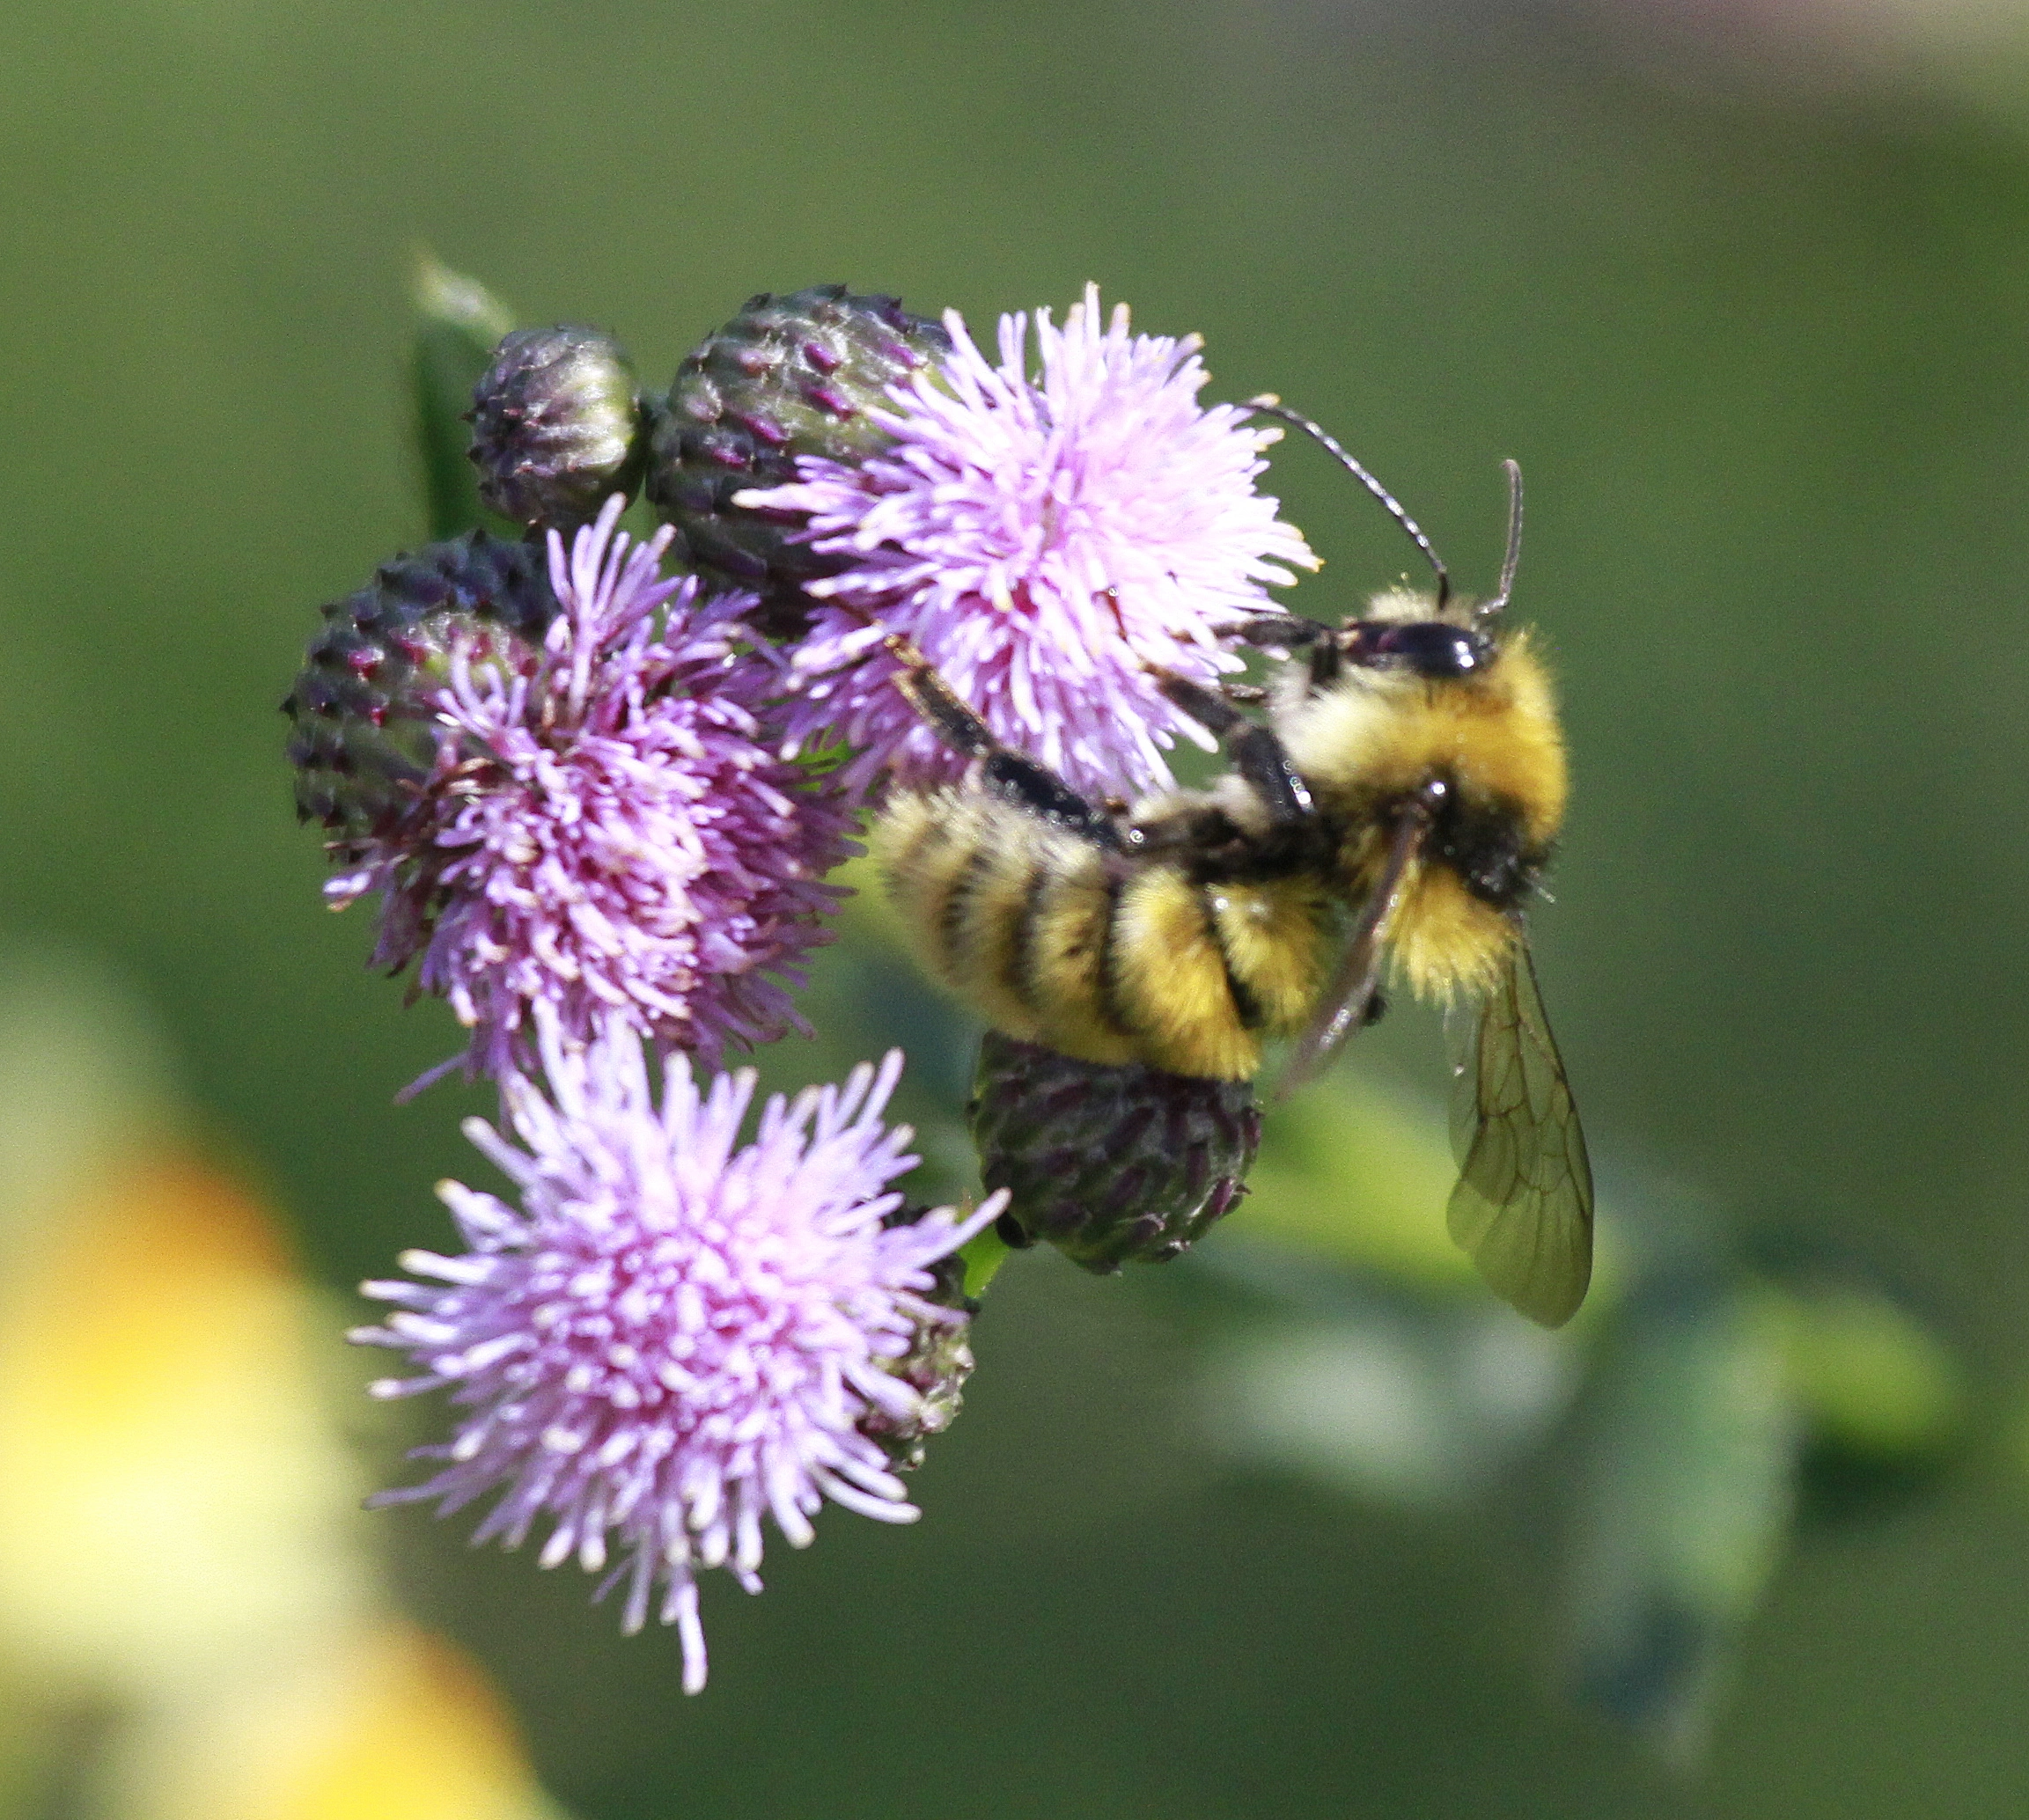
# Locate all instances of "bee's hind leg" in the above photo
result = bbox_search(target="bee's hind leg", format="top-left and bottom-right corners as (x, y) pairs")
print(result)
(1151, 669), (1316, 829)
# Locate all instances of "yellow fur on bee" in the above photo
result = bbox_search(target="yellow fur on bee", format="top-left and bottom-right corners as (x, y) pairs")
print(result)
(1021, 855), (1140, 1067)
(1113, 872), (1259, 1078)
(1209, 882), (1328, 1032)
(877, 789), (1290, 1079)
(877, 790), (1141, 1068)
(1282, 632), (1564, 1006)
(878, 793), (1038, 1039)
(1390, 865), (1518, 1002)
(1281, 631), (1568, 849)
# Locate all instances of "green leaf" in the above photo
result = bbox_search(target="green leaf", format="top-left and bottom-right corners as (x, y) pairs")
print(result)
(1562, 1265), (1796, 1764)
(1236, 1073), (1486, 1296)
(410, 249), (515, 539)
(1769, 1277), (1964, 1460)
(1199, 1287), (1578, 1510)
(1757, 1263), (1966, 1526)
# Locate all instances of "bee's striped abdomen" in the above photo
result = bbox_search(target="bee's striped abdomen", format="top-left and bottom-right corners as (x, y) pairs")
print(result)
(877, 789), (1316, 1081)
(1110, 871), (1261, 1078)
(1205, 883), (1330, 1036)
(878, 791), (1053, 1041)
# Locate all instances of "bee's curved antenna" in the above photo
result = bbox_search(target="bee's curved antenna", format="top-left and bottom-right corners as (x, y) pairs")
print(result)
(1478, 459), (1524, 625)
(1244, 395), (1449, 613)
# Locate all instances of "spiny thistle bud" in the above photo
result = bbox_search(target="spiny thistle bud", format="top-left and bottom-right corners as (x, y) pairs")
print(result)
(645, 284), (951, 626)
(857, 1239), (977, 1471)
(283, 532), (555, 839)
(968, 1033), (1261, 1273)
(467, 326), (647, 530)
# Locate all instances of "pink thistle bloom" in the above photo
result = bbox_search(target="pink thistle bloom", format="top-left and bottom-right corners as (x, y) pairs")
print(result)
(327, 497), (857, 1082)
(745, 286), (1318, 799)
(353, 1015), (1003, 1694)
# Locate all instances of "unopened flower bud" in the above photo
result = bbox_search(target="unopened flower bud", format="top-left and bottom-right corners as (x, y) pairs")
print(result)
(645, 284), (950, 628)
(467, 327), (647, 530)
(969, 1033), (1261, 1273)
(282, 532), (555, 839)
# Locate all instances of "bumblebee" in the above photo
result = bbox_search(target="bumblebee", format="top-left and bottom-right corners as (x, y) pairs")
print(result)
(874, 409), (1592, 1325)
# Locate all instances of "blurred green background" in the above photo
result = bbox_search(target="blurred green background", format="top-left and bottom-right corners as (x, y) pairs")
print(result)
(4, 0), (2029, 1814)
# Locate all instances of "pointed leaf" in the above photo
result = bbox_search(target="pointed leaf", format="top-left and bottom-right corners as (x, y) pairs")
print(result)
(410, 250), (514, 539)
(1562, 1265), (1796, 1763)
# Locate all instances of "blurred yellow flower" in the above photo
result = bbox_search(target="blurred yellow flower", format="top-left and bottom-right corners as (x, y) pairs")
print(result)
(99, 1621), (569, 1820)
(0, 1156), (369, 1697)
(0, 951), (574, 1820)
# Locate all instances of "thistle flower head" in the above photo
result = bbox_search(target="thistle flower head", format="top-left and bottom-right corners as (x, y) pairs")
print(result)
(353, 1017), (1001, 1693)
(746, 286), (1318, 799)
(327, 497), (857, 1081)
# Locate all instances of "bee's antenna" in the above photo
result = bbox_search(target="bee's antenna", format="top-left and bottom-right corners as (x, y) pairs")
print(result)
(1244, 395), (1449, 612)
(1479, 459), (1524, 623)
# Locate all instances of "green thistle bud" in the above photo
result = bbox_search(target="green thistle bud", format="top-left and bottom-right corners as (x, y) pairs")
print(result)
(857, 1239), (976, 1471)
(645, 284), (951, 626)
(969, 1033), (1261, 1274)
(467, 327), (648, 531)
(282, 532), (555, 838)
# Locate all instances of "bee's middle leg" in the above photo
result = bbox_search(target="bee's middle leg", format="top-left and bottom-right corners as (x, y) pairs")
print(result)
(883, 636), (1122, 849)
(1150, 669), (1315, 827)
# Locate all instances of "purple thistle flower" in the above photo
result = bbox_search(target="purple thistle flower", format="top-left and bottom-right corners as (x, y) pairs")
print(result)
(326, 496), (857, 1082)
(353, 1015), (1003, 1694)
(745, 285), (1318, 800)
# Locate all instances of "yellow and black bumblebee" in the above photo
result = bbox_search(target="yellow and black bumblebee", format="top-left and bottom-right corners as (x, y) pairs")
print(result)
(874, 405), (1593, 1326)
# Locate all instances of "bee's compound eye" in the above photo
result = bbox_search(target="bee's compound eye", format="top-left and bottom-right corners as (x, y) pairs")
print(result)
(1362, 621), (1491, 678)
(1387, 625), (1485, 681)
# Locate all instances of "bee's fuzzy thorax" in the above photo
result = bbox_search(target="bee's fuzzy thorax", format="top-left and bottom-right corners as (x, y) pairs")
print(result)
(1280, 629), (1567, 1006)
(1279, 629), (1568, 848)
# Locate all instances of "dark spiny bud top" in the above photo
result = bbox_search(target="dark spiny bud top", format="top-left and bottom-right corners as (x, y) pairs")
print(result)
(857, 1235), (978, 1471)
(969, 1032), (1261, 1274)
(282, 532), (556, 840)
(645, 284), (951, 629)
(467, 327), (647, 530)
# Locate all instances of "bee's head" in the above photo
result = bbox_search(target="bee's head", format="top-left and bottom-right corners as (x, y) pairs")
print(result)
(1241, 400), (1527, 696)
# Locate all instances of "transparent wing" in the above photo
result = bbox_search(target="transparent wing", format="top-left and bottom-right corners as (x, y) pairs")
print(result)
(1445, 937), (1593, 1327)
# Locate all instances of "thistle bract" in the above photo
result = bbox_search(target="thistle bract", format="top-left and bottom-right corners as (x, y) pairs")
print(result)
(283, 533), (555, 839)
(645, 284), (951, 627)
(855, 1241), (977, 1471)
